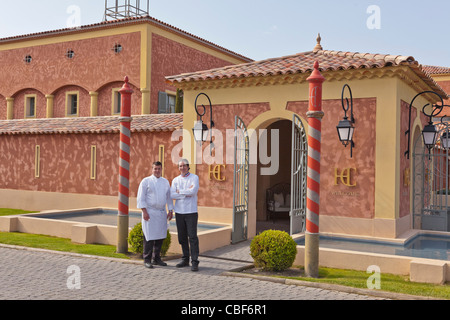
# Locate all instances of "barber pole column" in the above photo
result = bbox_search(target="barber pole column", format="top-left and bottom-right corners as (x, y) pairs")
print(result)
(305, 61), (325, 278)
(117, 76), (133, 253)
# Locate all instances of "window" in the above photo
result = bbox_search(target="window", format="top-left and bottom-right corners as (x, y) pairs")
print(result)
(66, 50), (75, 59)
(168, 95), (176, 113)
(112, 43), (123, 54)
(25, 95), (37, 118)
(24, 55), (32, 64)
(112, 89), (121, 114)
(66, 92), (79, 116)
(35, 145), (40, 178)
(158, 91), (176, 114)
(90, 145), (97, 180)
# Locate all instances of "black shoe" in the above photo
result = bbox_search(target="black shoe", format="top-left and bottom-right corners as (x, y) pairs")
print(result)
(144, 262), (153, 269)
(153, 259), (167, 267)
(176, 260), (189, 268)
(191, 261), (199, 272)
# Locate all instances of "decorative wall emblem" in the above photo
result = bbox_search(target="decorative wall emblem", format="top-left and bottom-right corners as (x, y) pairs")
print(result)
(334, 168), (357, 187)
(209, 164), (226, 181)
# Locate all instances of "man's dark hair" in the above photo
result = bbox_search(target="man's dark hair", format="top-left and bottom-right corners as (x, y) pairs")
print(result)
(152, 161), (163, 167)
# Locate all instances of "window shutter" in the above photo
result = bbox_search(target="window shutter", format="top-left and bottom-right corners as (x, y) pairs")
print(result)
(158, 92), (168, 114)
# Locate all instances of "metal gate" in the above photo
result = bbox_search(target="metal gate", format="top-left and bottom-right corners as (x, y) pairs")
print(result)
(232, 116), (250, 243)
(412, 126), (450, 232)
(290, 114), (308, 235)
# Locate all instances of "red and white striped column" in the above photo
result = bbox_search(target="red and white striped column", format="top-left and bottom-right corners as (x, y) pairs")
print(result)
(305, 61), (325, 278)
(117, 76), (133, 253)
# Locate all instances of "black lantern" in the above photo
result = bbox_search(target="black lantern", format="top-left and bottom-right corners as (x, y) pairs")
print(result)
(422, 122), (438, 151)
(336, 84), (355, 157)
(337, 118), (354, 147)
(405, 91), (446, 158)
(440, 130), (450, 150)
(192, 120), (209, 142)
(193, 93), (214, 152)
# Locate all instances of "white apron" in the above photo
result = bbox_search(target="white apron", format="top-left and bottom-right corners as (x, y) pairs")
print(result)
(137, 175), (172, 241)
(142, 208), (168, 241)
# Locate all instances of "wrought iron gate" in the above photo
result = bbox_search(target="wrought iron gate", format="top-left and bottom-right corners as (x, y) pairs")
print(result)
(412, 126), (450, 232)
(290, 114), (308, 234)
(232, 116), (249, 243)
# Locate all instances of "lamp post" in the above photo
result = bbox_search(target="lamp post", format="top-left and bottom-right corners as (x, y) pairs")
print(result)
(117, 76), (133, 254)
(305, 61), (325, 278)
(404, 91), (446, 159)
(336, 84), (355, 158)
(192, 93), (215, 153)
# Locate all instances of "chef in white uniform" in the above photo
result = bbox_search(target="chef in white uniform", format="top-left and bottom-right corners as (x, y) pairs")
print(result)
(137, 161), (173, 268)
(170, 158), (200, 271)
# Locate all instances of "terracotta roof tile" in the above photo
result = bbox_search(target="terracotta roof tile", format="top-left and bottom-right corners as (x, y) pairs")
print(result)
(0, 16), (252, 63)
(166, 49), (447, 99)
(0, 114), (183, 135)
(422, 65), (450, 75)
(166, 50), (416, 83)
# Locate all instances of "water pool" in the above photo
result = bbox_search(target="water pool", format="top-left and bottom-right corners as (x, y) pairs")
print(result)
(31, 209), (225, 233)
(295, 234), (450, 261)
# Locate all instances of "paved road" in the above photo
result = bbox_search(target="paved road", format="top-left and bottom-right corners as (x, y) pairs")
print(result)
(0, 244), (382, 302)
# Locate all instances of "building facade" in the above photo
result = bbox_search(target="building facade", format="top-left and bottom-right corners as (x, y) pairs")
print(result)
(0, 16), (251, 210)
(1, 15), (450, 244)
(167, 40), (450, 240)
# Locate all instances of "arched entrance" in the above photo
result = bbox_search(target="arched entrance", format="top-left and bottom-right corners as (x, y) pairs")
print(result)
(254, 115), (307, 235)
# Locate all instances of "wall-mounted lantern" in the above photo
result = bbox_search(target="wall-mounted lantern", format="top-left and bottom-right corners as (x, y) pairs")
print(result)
(192, 93), (215, 153)
(336, 84), (355, 157)
(422, 122), (439, 151)
(405, 91), (446, 158)
(440, 128), (450, 150)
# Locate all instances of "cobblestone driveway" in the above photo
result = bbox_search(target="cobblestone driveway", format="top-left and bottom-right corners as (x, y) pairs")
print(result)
(0, 245), (381, 301)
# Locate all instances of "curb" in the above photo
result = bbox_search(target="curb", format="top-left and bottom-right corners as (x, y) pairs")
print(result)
(0, 243), (145, 265)
(221, 267), (443, 301)
(0, 243), (179, 265)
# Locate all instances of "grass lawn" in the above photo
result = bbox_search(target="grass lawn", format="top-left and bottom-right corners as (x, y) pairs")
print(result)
(0, 208), (141, 260)
(0, 208), (134, 259)
(0, 231), (131, 259)
(242, 266), (450, 299)
(289, 266), (450, 300)
(0, 208), (38, 216)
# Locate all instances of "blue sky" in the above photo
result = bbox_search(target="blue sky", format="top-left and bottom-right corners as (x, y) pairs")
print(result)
(0, 0), (448, 66)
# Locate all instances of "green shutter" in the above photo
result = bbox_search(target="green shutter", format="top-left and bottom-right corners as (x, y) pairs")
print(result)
(158, 91), (168, 114)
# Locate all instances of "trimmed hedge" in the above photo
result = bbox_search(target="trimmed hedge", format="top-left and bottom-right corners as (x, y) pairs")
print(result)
(250, 230), (297, 271)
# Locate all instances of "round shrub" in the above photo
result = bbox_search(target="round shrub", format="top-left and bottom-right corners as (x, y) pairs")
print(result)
(250, 230), (297, 271)
(128, 222), (144, 253)
(128, 222), (171, 257)
(161, 229), (171, 257)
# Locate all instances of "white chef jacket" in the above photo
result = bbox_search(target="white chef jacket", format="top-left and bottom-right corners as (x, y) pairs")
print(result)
(170, 172), (199, 214)
(137, 175), (174, 241)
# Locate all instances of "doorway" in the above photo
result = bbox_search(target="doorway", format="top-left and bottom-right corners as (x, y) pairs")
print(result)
(256, 119), (292, 234)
